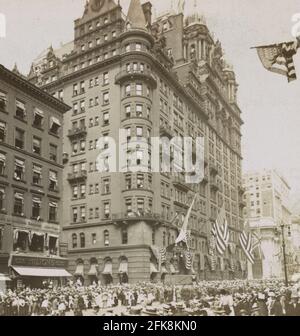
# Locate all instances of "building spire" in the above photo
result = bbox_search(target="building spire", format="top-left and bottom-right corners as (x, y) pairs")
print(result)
(126, 0), (147, 31)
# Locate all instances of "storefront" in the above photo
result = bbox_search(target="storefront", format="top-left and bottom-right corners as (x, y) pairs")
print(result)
(9, 254), (71, 289)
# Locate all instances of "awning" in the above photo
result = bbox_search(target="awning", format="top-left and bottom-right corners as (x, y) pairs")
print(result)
(32, 197), (41, 204)
(49, 171), (57, 182)
(150, 262), (159, 275)
(34, 108), (44, 118)
(15, 159), (25, 168)
(0, 153), (5, 162)
(33, 165), (42, 174)
(16, 100), (25, 110)
(102, 262), (112, 275)
(161, 265), (169, 275)
(12, 266), (71, 278)
(15, 192), (24, 200)
(49, 202), (58, 208)
(74, 264), (84, 276)
(50, 117), (61, 128)
(0, 121), (5, 130)
(88, 264), (98, 276)
(119, 261), (128, 275)
(0, 91), (6, 100)
(0, 274), (11, 281)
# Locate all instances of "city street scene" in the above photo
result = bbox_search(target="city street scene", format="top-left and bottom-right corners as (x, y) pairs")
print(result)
(0, 0), (300, 317)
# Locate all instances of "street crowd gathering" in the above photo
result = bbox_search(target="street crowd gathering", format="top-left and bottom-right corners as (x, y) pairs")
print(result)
(1, 279), (300, 316)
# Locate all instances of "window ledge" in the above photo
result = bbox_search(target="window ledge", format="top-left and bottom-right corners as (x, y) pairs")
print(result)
(14, 116), (27, 123)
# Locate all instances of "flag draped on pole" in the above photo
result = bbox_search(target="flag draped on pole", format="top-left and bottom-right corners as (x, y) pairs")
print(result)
(239, 230), (261, 264)
(254, 39), (299, 82)
(211, 207), (229, 255)
(175, 195), (196, 246)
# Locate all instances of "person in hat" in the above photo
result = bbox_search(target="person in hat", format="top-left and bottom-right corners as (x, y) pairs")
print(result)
(256, 293), (268, 316)
(267, 292), (283, 316)
(286, 293), (300, 316)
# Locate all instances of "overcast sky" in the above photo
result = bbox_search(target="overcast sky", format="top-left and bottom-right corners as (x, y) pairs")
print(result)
(0, 0), (300, 195)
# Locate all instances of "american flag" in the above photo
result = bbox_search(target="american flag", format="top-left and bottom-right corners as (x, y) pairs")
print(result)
(160, 248), (167, 264)
(211, 207), (229, 255)
(255, 39), (299, 82)
(239, 231), (261, 264)
(184, 249), (193, 270)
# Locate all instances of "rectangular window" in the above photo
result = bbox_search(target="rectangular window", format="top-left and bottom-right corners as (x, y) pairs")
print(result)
(136, 84), (142, 96)
(103, 112), (109, 125)
(125, 84), (131, 96)
(136, 104), (143, 117)
(14, 158), (25, 181)
(14, 192), (24, 216)
(49, 170), (58, 191)
(15, 128), (25, 149)
(137, 174), (144, 188)
(136, 126), (143, 138)
(126, 175), (132, 190)
(73, 186), (78, 198)
(80, 206), (86, 222)
(80, 81), (85, 94)
(16, 99), (26, 120)
(0, 188), (5, 211)
(136, 43), (141, 51)
(32, 197), (41, 220)
(49, 144), (57, 162)
(103, 72), (109, 85)
(72, 208), (78, 223)
(32, 164), (42, 185)
(103, 202), (110, 219)
(125, 105), (131, 118)
(0, 90), (7, 111)
(32, 137), (41, 155)
(33, 108), (44, 128)
(95, 208), (99, 218)
(80, 184), (86, 198)
(0, 121), (6, 142)
(49, 202), (58, 222)
(137, 198), (145, 213)
(103, 178), (110, 194)
(80, 140), (86, 152)
(126, 199), (132, 215)
(73, 83), (78, 96)
(103, 92), (109, 104)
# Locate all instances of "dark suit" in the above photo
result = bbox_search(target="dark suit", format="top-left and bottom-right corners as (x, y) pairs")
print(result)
(286, 302), (300, 316)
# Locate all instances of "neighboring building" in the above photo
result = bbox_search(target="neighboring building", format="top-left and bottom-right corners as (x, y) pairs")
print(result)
(243, 170), (293, 279)
(28, 0), (245, 284)
(0, 64), (70, 291)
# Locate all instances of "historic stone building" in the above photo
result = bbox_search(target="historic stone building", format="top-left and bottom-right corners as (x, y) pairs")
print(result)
(243, 169), (293, 279)
(0, 64), (70, 291)
(28, 0), (246, 284)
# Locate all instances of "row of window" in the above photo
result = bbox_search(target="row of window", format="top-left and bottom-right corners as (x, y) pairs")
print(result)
(0, 189), (58, 222)
(124, 103), (151, 120)
(72, 201), (110, 223)
(0, 154), (58, 190)
(71, 178), (111, 198)
(71, 228), (128, 249)
(80, 31), (117, 52)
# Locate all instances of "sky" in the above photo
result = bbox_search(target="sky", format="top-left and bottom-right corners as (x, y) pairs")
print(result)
(0, 0), (300, 195)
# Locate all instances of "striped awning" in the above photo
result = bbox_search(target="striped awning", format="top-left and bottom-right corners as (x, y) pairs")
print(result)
(0, 153), (5, 162)
(74, 264), (84, 276)
(119, 261), (128, 275)
(50, 116), (61, 128)
(102, 262), (112, 275)
(88, 264), (98, 276)
(34, 108), (44, 117)
(12, 267), (71, 278)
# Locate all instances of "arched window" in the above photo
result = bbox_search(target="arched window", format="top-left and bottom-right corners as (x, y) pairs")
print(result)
(80, 233), (85, 248)
(72, 233), (77, 249)
(104, 230), (109, 247)
(121, 228), (128, 245)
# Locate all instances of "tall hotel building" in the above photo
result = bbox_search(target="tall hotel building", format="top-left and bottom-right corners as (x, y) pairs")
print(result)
(28, 0), (246, 284)
(0, 65), (70, 291)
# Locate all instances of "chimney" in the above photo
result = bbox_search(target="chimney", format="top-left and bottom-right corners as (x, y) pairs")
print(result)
(142, 2), (152, 27)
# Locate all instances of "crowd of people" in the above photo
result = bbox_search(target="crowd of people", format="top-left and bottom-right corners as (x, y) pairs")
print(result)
(1, 279), (300, 316)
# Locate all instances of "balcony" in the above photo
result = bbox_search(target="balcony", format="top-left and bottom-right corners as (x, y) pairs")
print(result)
(112, 212), (161, 224)
(67, 126), (87, 140)
(160, 124), (174, 139)
(115, 69), (157, 88)
(173, 174), (190, 191)
(67, 170), (87, 183)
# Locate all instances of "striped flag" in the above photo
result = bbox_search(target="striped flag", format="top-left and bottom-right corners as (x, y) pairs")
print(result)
(160, 248), (167, 264)
(175, 195), (196, 247)
(254, 39), (299, 82)
(211, 207), (229, 255)
(239, 231), (261, 264)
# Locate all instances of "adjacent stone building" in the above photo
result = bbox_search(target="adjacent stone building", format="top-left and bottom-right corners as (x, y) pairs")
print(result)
(0, 65), (70, 290)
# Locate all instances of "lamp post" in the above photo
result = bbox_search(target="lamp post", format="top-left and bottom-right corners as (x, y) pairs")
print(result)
(280, 222), (289, 287)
